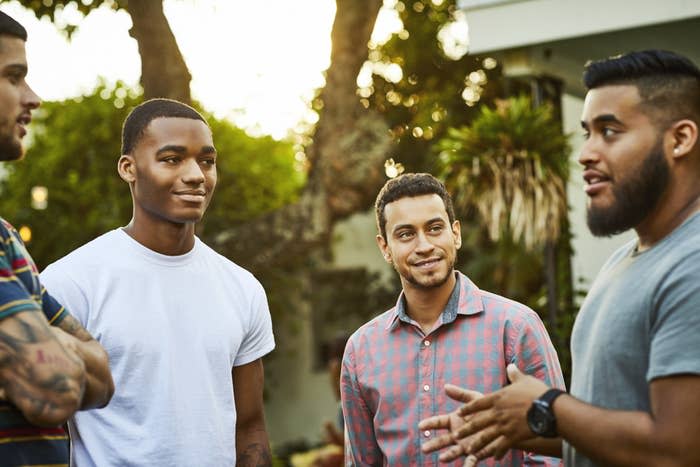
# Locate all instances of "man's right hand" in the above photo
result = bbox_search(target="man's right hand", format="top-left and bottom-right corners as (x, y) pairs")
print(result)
(0, 310), (86, 426)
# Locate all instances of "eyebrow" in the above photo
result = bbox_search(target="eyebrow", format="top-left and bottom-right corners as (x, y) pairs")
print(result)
(155, 145), (217, 156)
(580, 114), (624, 129)
(2, 64), (28, 76)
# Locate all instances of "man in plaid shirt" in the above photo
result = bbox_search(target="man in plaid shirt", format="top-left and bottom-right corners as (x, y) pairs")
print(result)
(340, 173), (564, 466)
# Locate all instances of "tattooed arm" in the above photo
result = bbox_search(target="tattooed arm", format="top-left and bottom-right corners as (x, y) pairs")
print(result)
(233, 358), (272, 467)
(0, 310), (86, 426)
(52, 313), (114, 410)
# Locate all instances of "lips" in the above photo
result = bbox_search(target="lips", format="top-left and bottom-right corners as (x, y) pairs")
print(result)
(412, 257), (442, 269)
(174, 190), (206, 203)
(582, 169), (611, 196)
(16, 114), (31, 138)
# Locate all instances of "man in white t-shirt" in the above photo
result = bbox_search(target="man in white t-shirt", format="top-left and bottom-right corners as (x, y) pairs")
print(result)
(41, 99), (275, 466)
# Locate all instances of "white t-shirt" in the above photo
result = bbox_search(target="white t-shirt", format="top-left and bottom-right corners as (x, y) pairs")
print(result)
(41, 229), (275, 467)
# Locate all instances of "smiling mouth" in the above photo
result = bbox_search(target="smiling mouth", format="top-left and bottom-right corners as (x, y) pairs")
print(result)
(413, 258), (442, 268)
(583, 171), (611, 195)
(174, 192), (206, 203)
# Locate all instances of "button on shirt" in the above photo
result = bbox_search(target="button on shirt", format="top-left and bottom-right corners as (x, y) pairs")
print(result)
(341, 272), (565, 466)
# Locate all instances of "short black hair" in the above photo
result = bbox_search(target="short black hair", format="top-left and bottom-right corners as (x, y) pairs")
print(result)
(583, 50), (700, 127)
(375, 172), (456, 240)
(0, 11), (27, 42)
(121, 98), (208, 154)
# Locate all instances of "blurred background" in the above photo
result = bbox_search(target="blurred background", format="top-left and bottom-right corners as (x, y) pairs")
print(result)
(1, 0), (698, 464)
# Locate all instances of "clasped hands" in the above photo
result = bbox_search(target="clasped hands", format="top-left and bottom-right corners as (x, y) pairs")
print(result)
(419, 364), (549, 465)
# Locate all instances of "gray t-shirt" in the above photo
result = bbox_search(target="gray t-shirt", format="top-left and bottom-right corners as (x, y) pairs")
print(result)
(564, 212), (700, 466)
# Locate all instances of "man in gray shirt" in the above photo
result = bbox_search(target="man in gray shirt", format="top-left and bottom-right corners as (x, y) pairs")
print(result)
(419, 49), (700, 466)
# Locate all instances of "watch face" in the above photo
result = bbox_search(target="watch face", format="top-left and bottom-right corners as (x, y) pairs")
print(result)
(527, 401), (555, 437)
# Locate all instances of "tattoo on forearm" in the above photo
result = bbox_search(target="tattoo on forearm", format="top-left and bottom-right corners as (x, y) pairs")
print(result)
(0, 312), (83, 420)
(236, 442), (272, 467)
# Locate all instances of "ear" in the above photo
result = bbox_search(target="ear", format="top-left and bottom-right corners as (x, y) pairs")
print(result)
(451, 220), (462, 249)
(667, 119), (698, 160)
(118, 154), (136, 183)
(376, 234), (392, 263)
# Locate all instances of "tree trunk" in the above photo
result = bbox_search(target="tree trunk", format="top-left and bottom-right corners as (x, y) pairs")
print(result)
(125, 0), (192, 103)
(215, 0), (393, 270)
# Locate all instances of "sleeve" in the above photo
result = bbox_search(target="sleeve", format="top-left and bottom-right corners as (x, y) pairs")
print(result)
(648, 253), (700, 381)
(0, 231), (42, 321)
(40, 285), (69, 326)
(40, 262), (90, 327)
(506, 309), (565, 467)
(233, 279), (275, 367)
(340, 337), (381, 467)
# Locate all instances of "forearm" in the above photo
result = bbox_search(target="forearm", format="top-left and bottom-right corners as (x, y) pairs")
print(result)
(53, 314), (114, 410)
(236, 422), (272, 467)
(71, 339), (113, 409)
(557, 395), (685, 466)
(517, 438), (562, 458)
(0, 310), (85, 426)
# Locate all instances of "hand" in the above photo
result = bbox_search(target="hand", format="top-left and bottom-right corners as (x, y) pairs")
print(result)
(454, 364), (549, 460)
(419, 384), (483, 463)
(49, 326), (81, 357)
(322, 420), (344, 446)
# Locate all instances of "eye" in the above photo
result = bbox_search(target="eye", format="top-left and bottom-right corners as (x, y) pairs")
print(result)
(200, 158), (216, 166)
(581, 130), (590, 140)
(161, 156), (180, 164)
(397, 230), (414, 240)
(428, 224), (444, 233)
(601, 127), (618, 138)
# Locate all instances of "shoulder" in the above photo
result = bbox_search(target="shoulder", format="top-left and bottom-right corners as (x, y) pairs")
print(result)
(48, 230), (119, 270)
(346, 308), (396, 349)
(478, 288), (540, 322)
(196, 240), (266, 294)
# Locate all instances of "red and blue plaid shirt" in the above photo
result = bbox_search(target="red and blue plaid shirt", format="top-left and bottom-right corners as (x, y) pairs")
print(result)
(341, 272), (564, 466)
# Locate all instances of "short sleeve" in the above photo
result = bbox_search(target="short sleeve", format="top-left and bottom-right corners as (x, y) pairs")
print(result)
(233, 280), (275, 367)
(648, 253), (700, 381)
(40, 263), (90, 327)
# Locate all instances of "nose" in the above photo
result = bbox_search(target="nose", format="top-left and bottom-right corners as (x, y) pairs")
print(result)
(414, 231), (434, 254)
(23, 82), (41, 111)
(181, 159), (205, 184)
(578, 138), (600, 167)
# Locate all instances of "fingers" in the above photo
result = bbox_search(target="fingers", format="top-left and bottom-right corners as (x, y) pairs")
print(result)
(437, 439), (468, 463)
(444, 384), (483, 403)
(421, 430), (457, 454)
(456, 420), (501, 452)
(474, 435), (510, 461)
(506, 364), (523, 383)
(418, 413), (451, 430)
(463, 454), (479, 467)
(457, 394), (495, 417)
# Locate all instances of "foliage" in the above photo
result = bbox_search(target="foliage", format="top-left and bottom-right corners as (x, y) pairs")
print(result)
(437, 95), (571, 249)
(367, 0), (503, 173)
(16, 0), (124, 37)
(0, 82), (303, 270)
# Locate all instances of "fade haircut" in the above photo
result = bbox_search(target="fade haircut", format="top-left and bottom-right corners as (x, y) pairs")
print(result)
(121, 98), (208, 154)
(583, 50), (700, 129)
(0, 11), (27, 45)
(375, 172), (456, 240)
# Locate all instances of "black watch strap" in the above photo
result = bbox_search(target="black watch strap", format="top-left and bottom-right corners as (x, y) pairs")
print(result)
(539, 388), (566, 408)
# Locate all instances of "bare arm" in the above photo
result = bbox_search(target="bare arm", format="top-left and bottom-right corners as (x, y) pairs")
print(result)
(0, 310), (85, 426)
(455, 366), (700, 466)
(52, 313), (114, 410)
(233, 358), (272, 467)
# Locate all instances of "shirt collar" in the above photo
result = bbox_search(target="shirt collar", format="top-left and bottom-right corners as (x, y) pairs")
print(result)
(386, 271), (484, 331)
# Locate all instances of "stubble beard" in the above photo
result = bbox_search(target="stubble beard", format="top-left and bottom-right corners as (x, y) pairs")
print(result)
(587, 140), (670, 237)
(0, 118), (23, 161)
(396, 255), (456, 291)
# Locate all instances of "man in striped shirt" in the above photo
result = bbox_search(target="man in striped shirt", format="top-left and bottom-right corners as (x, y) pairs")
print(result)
(0, 10), (113, 465)
(340, 173), (564, 466)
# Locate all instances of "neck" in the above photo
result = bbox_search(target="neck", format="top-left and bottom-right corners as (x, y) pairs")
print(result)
(401, 271), (457, 334)
(123, 216), (196, 256)
(636, 189), (700, 252)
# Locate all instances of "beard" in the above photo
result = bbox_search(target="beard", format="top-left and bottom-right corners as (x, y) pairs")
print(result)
(587, 139), (670, 237)
(0, 117), (23, 161)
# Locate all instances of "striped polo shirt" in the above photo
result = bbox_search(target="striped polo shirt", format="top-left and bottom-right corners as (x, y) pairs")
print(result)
(0, 218), (70, 466)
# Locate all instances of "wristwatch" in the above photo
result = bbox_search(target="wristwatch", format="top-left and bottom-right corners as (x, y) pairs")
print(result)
(526, 388), (566, 438)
